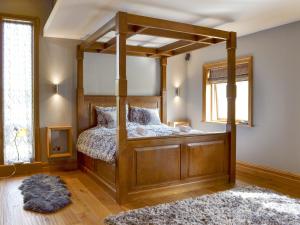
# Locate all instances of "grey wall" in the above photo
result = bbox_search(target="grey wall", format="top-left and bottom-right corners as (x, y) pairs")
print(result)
(186, 21), (300, 174)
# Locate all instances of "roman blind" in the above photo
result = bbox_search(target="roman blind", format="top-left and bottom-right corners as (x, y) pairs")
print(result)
(208, 63), (249, 84)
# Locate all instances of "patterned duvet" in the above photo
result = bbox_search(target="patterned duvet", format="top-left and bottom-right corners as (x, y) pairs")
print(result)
(77, 122), (195, 164)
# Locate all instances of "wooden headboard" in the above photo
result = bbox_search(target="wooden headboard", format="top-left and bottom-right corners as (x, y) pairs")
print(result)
(79, 95), (161, 130)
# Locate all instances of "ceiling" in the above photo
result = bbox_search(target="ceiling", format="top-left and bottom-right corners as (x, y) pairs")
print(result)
(44, 0), (300, 48)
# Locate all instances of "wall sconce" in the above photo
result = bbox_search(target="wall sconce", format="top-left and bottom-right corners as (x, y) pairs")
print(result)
(175, 87), (180, 97)
(53, 84), (59, 94)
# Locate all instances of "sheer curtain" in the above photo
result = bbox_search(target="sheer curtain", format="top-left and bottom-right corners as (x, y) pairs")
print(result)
(3, 21), (34, 164)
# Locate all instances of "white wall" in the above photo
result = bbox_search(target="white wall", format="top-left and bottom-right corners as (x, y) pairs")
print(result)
(186, 21), (300, 174)
(39, 38), (78, 160)
(84, 53), (188, 122)
(167, 54), (188, 121)
(40, 38), (78, 128)
(84, 53), (160, 96)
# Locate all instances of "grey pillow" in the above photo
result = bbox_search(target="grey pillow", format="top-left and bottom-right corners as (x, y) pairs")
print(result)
(95, 106), (117, 128)
(129, 107), (161, 125)
(95, 105), (129, 128)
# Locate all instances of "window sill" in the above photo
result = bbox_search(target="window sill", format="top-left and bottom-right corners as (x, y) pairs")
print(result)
(202, 120), (253, 127)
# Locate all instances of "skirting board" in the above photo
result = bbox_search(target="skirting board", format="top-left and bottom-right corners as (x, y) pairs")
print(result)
(0, 162), (44, 177)
(0, 160), (78, 177)
(237, 161), (300, 196)
(43, 159), (78, 171)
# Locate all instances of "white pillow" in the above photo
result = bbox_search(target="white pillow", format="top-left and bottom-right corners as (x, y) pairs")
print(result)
(147, 108), (161, 125)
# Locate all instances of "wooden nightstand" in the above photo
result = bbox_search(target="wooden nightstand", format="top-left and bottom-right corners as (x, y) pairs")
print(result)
(46, 126), (72, 159)
(168, 120), (190, 128)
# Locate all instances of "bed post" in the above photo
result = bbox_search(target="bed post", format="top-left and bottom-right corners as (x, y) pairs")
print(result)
(226, 32), (237, 184)
(115, 12), (128, 204)
(77, 45), (84, 135)
(160, 57), (167, 124)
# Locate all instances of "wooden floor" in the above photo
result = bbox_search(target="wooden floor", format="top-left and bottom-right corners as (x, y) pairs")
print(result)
(0, 170), (299, 225)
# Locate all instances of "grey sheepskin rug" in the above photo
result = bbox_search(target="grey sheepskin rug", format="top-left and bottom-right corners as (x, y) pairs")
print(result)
(19, 174), (71, 213)
(105, 186), (300, 225)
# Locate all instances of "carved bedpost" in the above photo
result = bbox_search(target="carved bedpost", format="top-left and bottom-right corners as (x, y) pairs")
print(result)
(77, 45), (84, 135)
(160, 57), (167, 124)
(115, 12), (128, 204)
(226, 32), (237, 184)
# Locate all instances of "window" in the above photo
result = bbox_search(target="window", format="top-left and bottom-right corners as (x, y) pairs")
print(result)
(0, 15), (39, 164)
(202, 56), (253, 126)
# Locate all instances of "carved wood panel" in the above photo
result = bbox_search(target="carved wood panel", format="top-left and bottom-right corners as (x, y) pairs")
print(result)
(187, 140), (226, 177)
(134, 145), (181, 186)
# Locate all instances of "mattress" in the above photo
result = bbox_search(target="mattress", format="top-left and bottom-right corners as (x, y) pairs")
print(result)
(77, 122), (199, 164)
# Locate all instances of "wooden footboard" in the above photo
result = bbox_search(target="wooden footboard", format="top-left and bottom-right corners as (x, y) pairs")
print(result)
(78, 132), (230, 203)
(121, 132), (230, 202)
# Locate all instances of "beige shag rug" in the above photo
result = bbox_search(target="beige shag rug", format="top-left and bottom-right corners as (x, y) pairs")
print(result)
(105, 186), (300, 225)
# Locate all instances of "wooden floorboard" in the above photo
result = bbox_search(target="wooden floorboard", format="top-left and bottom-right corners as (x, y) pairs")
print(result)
(0, 170), (299, 225)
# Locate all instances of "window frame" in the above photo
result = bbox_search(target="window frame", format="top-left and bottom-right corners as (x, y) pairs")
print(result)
(202, 56), (253, 127)
(0, 13), (40, 164)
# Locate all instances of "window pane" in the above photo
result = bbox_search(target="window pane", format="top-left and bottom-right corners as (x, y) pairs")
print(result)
(209, 81), (249, 123)
(205, 84), (211, 121)
(215, 83), (227, 120)
(211, 84), (217, 120)
(236, 81), (248, 121)
(3, 21), (34, 164)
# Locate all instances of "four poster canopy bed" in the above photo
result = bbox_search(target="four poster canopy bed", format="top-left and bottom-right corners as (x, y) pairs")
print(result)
(76, 11), (237, 204)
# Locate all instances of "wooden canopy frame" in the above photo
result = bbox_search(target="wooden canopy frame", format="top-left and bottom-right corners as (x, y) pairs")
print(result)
(77, 11), (236, 204)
